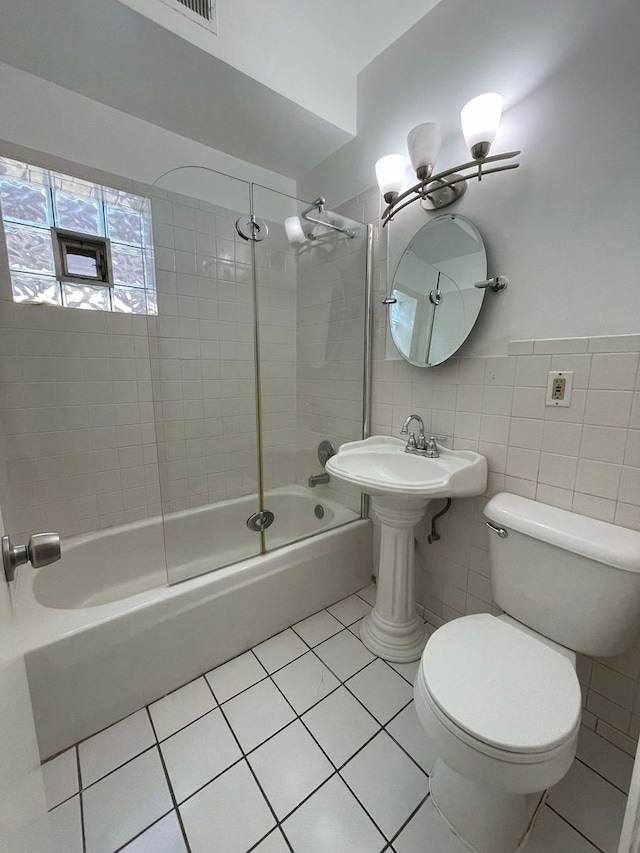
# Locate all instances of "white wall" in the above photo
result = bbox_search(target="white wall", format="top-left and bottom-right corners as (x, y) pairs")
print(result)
(0, 63), (295, 197)
(299, 0), (640, 348)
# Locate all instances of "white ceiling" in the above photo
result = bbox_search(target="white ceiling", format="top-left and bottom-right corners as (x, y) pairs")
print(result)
(0, 0), (440, 179)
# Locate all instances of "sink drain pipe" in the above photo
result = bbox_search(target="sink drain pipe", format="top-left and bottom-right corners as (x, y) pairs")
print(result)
(427, 499), (452, 544)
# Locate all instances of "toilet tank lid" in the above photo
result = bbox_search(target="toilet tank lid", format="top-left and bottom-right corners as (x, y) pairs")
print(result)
(485, 493), (640, 573)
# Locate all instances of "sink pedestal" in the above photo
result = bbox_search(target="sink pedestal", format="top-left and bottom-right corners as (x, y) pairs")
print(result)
(360, 496), (429, 662)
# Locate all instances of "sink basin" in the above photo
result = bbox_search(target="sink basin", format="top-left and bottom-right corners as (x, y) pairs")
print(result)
(326, 436), (487, 499)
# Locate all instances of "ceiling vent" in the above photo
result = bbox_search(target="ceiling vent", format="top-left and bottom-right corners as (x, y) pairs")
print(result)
(117, 0), (217, 36)
(176, 0), (212, 21)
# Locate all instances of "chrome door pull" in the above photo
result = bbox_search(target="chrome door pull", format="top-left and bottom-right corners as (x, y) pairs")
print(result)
(485, 521), (508, 538)
(2, 532), (61, 582)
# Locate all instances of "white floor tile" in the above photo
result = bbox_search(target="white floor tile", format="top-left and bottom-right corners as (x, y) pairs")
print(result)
(328, 594), (372, 626)
(393, 798), (469, 853)
(388, 658), (420, 685)
(248, 721), (333, 819)
(303, 686), (380, 767)
(282, 774), (386, 853)
(161, 708), (242, 802)
(293, 610), (344, 647)
(180, 760), (275, 853)
(548, 759), (627, 853)
(205, 651), (267, 703)
(253, 628), (308, 673)
(42, 748), (78, 810)
(121, 812), (188, 853)
(252, 828), (290, 852)
(526, 806), (600, 853)
(577, 725), (633, 793)
(222, 678), (296, 752)
(149, 677), (216, 741)
(272, 652), (340, 714)
(83, 748), (173, 853)
(346, 660), (413, 723)
(314, 629), (376, 681)
(79, 709), (156, 787)
(49, 795), (83, 853)
(341, 731), (429, 839)
(356, 585), (378, 606)
(387, 702), (436, 774)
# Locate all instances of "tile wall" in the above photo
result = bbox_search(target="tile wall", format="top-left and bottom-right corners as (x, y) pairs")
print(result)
(149, 199), (299, 519)
(0, 141), (301, 542)
(339, 185), (640, 768)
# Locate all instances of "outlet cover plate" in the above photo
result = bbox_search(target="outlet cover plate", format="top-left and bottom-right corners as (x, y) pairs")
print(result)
(546, 371), (573, 407)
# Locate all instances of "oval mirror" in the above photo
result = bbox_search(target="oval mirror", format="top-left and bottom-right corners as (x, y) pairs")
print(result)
(389, 213), (487, 366)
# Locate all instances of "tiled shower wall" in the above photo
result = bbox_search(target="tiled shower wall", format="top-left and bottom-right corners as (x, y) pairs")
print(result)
(0, 141), (299, 541)
(340, 185), (640, 767)
(149, 198), (298, 518)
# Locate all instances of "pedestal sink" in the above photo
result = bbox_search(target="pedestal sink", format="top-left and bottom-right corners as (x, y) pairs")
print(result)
(326, 436), (487, 662)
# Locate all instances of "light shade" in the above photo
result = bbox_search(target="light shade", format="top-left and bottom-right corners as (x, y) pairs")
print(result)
(284, 216), (306, 245)
(461, 93), (503, 159)
(407, 122), (441, 180)
(375, 154), (406, 204)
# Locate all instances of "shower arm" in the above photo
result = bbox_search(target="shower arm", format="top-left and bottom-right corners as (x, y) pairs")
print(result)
(302, 197), (355, 238)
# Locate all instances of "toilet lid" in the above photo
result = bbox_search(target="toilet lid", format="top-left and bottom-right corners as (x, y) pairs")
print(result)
(421, 615), (582, 754)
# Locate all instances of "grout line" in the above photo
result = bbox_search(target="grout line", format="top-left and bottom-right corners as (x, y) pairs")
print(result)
(574, 756), (630, 796)
(387, 792), (431, 848)
(77, 744), (158, 793)
(265, 671), (393, 843)
(75, 746), (87, 853)
(145, 708), (193, 853)
(111, 808), (178, 853)
(546, 803), (605, 853)
(210, 700), (285, 845)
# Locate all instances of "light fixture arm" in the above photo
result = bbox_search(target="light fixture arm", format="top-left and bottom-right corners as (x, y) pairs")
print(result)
(382, 150), (520, 226)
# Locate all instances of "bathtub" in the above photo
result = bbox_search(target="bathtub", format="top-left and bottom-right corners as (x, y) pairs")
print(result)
(16, 486), (372, 759)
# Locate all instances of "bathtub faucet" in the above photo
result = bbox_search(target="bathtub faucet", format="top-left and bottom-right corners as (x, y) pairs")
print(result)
(308, 472), (330, 488)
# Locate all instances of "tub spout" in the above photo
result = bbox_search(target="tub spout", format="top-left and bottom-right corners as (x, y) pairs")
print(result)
(308, 472), (330, 488)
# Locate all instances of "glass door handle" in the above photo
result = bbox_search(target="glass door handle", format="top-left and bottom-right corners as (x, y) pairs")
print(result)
(2, 532), (61, 583)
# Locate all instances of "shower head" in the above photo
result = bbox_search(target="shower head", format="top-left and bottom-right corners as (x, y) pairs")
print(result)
(300, 197), (355, 239)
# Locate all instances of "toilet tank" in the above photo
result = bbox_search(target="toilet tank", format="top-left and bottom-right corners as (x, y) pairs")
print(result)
(484, 493), (640, 657)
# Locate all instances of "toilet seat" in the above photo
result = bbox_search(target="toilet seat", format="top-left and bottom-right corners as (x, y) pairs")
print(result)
(419, 614), (582, 756)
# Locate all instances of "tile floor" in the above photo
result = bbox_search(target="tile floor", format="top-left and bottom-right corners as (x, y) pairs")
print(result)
(43, 587), (628, 853)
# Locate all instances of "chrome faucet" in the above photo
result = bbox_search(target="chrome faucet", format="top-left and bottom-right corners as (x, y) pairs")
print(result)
(400, 414), (427, 455)
(400, 414), (447, 458)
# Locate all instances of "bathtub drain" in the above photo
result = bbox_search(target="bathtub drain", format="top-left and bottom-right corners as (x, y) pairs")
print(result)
(314, 505), (325, 520)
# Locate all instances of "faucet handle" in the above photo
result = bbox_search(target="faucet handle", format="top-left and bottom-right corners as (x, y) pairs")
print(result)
(405, 431), (418, 449)
(430, 435), (447, 443)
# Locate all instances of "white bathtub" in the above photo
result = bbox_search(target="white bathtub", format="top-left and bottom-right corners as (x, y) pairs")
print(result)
(17, 487), (371, 759)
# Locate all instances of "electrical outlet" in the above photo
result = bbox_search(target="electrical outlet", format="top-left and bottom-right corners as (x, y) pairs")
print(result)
(546, 371), (573, 407)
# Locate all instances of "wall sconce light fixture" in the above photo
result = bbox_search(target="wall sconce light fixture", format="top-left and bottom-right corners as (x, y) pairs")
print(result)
(376, 93), (520, 226)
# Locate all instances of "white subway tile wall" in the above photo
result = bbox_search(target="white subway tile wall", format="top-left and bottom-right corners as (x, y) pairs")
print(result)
(342, 185), (640, 759)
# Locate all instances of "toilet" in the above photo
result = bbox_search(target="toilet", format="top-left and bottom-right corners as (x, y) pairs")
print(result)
(414, 492), (640, 853)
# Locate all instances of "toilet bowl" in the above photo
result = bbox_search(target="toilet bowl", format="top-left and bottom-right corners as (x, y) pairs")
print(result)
(414, 492), (640, 853)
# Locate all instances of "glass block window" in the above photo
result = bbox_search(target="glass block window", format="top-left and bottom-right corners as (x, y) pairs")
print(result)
(0, 157), (157, 314)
